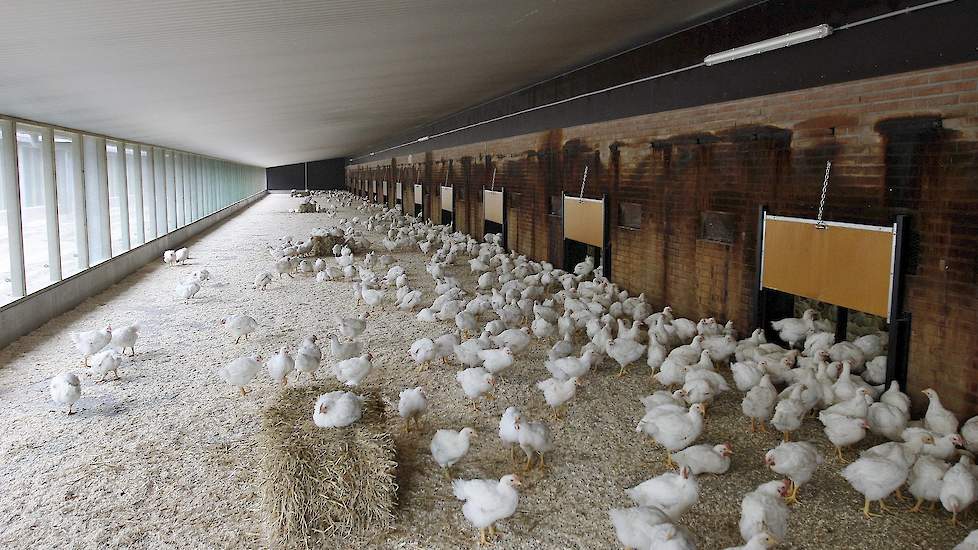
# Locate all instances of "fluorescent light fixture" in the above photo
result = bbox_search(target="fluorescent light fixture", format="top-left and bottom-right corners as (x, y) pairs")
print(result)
(417, 135), (430, 142)
(703, 24), (833, 66)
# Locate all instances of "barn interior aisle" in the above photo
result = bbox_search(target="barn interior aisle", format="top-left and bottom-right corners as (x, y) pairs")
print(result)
(0, 192), (967, 549)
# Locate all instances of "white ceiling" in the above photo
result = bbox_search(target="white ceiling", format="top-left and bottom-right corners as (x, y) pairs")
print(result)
(0, 0), (743, 167)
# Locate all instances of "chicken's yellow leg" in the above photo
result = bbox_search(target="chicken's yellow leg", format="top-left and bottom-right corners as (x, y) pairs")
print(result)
(782, 431), (791, 443)
(749, 417), (756, 433)
(479, 527), (487, 545)
(892, 488), (908, 502)
(759, 420), (768, 433)
(617, 365), (627, 378)
(908, 497), (924, 513)
(863, 498), (882, 519)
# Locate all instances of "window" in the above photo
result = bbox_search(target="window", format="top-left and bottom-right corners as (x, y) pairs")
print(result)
(700, 211), (737, 244)
(83, 135), (110, 265)
(1, 120), (21, 305)
(54, 132), (86, 277)
(165, 151), (176, 231)
(618, 202), (642, 229)
(106, 140), (129, 255)
(139, 147), (157, 242)
(125, 145), (143, 246)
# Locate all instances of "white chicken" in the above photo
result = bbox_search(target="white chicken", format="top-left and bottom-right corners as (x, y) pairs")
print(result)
(398, 386), (427, 431)
(70, 325), (112, 366)
(491, 327), (531, 355)
(923, 388), (960, 435)
(941, 455), (978, 526)
(222, 314), (258, 343)
(431, 427), (476, 477)
(625, 466), (699, 521)
(478, 347), (514, 375)
(266, 346), (295, 385)
(545, 348), (597, 381)
(738, 479), (790, 543)
(535, 376), (581, 420)
(636, 403), (706, 468)
(456, 367), (495, 408)
(174, 281), (201, 301)
(332, 353), (373, 386)
(764, 441), (823, 505)
(725, 533), (779, 550)
(163, 249), (177, 266)
(842, 454), (909, 518)
(217, 354), (263, 395)
(908, 454), (950, 513)
(672, 443), (733, 475)
(608, 506), (672, 550)
(174, 247), (189, 264)
(607, 337), (647, 378)
(254, 271), (273, 290)
(770, 309), (816, 348)
(313, 391), (364, 428)
(337, 312), (369, 339)
(772, 384), (808, 442)
(742, 374), (778, 434)
(88, 349), (124, 382)
(818, 412), (869, 462)
(409, 338), (436, 370)
(50, 372), (82, 414)
(452, 474), (521, 545)
(108, 322), (140, 356)
(515, 416), (553, 470)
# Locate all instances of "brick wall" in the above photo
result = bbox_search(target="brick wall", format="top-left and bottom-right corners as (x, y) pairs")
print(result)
(348, 61), (978, 416)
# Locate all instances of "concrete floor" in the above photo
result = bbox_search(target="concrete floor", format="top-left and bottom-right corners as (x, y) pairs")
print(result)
(0, 194), (969, 549)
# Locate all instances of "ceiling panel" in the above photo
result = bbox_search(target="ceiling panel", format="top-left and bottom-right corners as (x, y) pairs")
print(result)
(0, 0), (743, 166)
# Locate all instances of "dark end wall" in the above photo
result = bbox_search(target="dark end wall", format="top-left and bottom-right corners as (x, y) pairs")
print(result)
(266, 158), (346, 190)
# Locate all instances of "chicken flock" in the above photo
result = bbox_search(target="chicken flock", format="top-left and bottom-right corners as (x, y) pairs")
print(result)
(50, 190), (978, 550)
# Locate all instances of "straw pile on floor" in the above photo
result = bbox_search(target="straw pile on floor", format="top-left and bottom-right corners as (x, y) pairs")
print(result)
(258, 384), (397, 549)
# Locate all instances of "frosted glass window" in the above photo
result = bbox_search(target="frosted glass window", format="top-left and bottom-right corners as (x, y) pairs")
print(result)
(16, 126), (56, 293)
(106, 140), (129, 256)
(153, 148), (166, 236)
(165, 151), (177, 231)
(83, 136), (110, 265)
(0, 123), (16, 305)
(173, 152), (184, 228)
(125, 145), (142, 246)
(140, 147), (156, 241)
(54, 132), (85, 277)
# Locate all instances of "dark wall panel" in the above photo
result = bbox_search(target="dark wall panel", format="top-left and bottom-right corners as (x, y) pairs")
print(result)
(266, 158), (346, 190)
(266, 163), (304, 191)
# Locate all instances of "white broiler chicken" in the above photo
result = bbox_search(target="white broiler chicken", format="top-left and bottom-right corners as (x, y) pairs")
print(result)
(545, 348), (596, 381)
(266, 346), (295, 385)
(636, 403), (706, 468)
(221, 314), (258, 343)
(608, 506), (672, 550)
(491, 327), (531, 355)
(770, 309), (816, 348)
(626, 466), (699, 521)
(328, 334), (363, 362)
(515, 416), (553, 470)
(332, 353), (373, 386)
(867, 401), (908, 441)
(70, 326), (112, 366)
(452, 474), (521, 545)
(163, 249), (177, 266)
(50, 372), (82, 414)
(742, 374), (778, 434)
(431, 427), (476, 477)
(174, 247), (189, 264)
(312, 391), (364, 428)
(337, 312), (369, 339)
(479, 347), (514, 375)
(818, 412), (869, 462)
(765, 441), (823, 505)
(535, 376), (581, 420)
(908, 454), (950, 513)
(217, 354), (263, 395)
(963, 416), (978, 454)
(672, 443), (733, 475)
(738, 479), (790, 543)
(175, 281), (201, 301)
(923, 388), (960, 435)
(607, 337), (647, 378)
(726, 533), (779, 550)
(841, 453), (909, 518)
(942, 455), (978, 526)
(398, 386), (428, 431)
(409, 338), (436, 370)
(254, 271), (273, 290)
(456, 367), (495, 407)
(88, 349), (124, 382)
(955, 531), (978, 550)
(499, 406), (522, 461)
(772, 384), (808, 442)
(109, 322), (140, 356)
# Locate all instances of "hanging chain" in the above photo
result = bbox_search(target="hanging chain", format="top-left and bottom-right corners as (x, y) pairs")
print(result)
(490, 167), (496, 191)
(815, 160), (831, 229)
(578, 165), (589, 201)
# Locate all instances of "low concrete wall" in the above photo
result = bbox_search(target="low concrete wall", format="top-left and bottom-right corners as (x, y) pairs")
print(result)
(0, 191), (268, 349)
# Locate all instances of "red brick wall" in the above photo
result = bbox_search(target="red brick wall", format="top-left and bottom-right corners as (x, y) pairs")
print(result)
(348, 61), (978, 416)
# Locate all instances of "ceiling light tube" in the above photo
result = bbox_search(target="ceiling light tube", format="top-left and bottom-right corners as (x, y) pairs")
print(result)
(703, 24), (833, 66)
